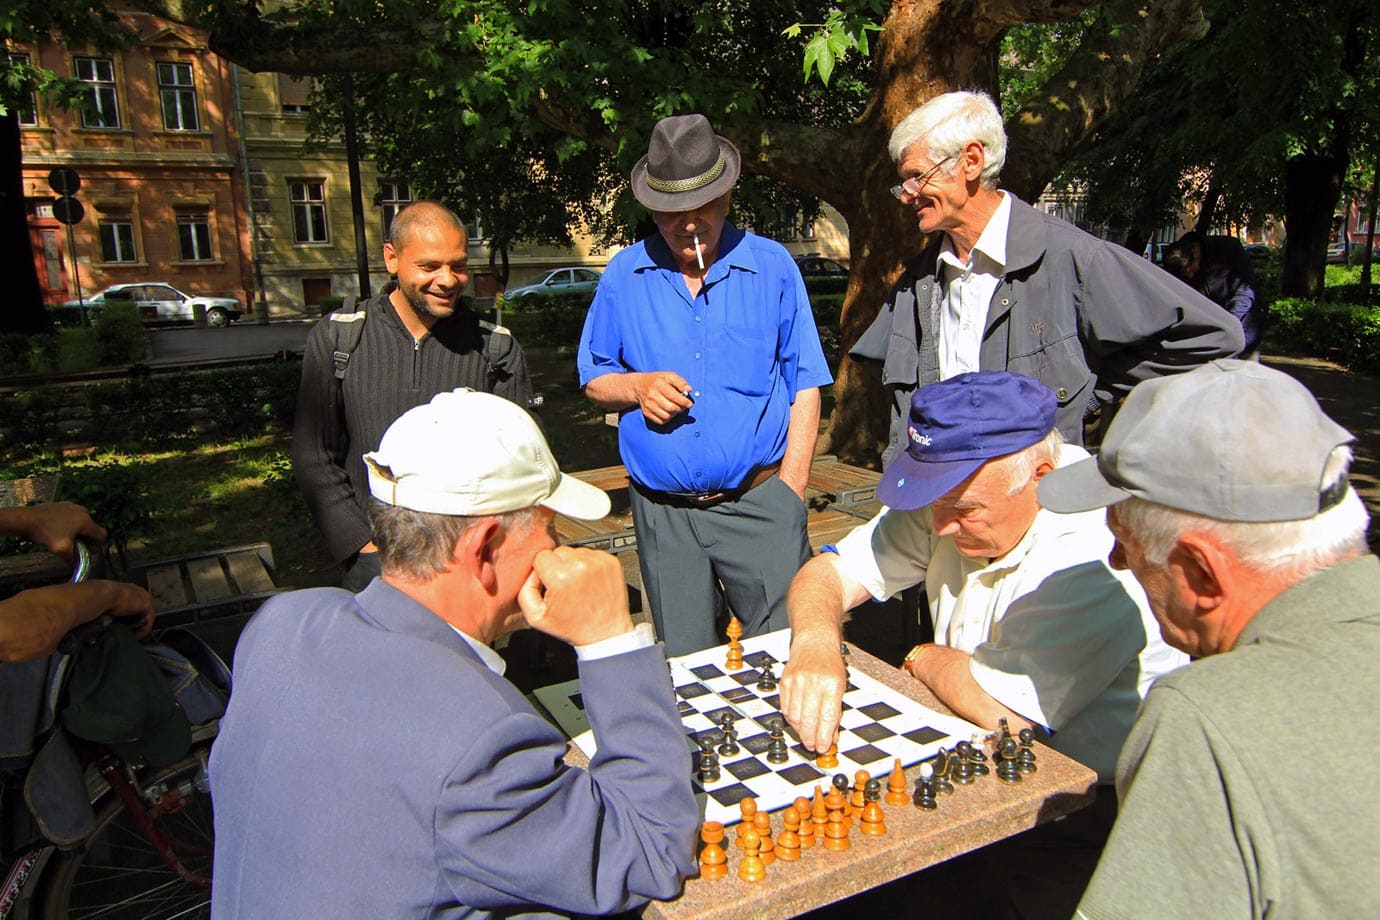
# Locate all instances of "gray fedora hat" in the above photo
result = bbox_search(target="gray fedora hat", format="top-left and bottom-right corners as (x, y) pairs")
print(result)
(631, 114), (741, 212)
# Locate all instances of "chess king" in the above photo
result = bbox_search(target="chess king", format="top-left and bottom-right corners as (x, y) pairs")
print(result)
(210, 389), (698, 918)
(779, 370), (1187, 919)
(1036, 360), (1380, 919)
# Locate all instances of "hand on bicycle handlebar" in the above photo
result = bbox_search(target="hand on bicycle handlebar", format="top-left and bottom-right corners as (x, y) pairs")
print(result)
(0, 502), (107, 562)
(0, 581), (155, 664)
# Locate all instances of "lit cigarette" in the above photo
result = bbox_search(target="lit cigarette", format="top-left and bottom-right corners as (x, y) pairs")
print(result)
(694, 233), (705, 270)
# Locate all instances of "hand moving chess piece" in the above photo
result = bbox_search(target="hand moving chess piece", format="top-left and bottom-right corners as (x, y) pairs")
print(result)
(699, 822), (728, 880)
(816, 741), (839, 769)
(725, 617), (744, 670)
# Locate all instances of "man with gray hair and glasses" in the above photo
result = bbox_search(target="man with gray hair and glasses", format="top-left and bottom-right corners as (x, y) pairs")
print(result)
(1038, 359), (1380, 918)
(851, 89), (1243, 463)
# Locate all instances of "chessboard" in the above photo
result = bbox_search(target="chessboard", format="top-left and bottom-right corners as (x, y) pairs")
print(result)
(535, 629), (983, 826)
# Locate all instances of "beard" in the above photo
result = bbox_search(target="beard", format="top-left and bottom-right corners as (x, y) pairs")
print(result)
(398, 282), (458, 320)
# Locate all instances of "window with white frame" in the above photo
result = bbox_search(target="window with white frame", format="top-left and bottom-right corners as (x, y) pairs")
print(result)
(74, 57), (119, 129)
(290, 180), (328, 243)
(176, 213), (213, 261)
(99, 221), (137, 262)
(157, 62), (199, 131)
(8, 54), (38, 126)
(379, 180), (411, 240)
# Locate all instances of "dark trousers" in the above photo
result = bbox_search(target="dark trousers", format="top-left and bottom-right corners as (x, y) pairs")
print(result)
(628, 476), (809, 656)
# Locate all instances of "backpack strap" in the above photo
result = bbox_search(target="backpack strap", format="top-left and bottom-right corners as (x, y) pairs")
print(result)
(477, 318), (512, 375)
(328, 295), (366, 382)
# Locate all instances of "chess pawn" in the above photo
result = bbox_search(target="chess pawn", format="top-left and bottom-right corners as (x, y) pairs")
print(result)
(996, 737), (1022, 784)
(1017, 727), (1038, 774)
(817, 741), (839, 769)
(699, 822), (728, 880)
(738, 827), (766, 883)
(860, 799), (887, 837)
(777, 808), (803, 861)
(849, 770), (870, 818)
(793, 796), (817, 849)
(810, 787), (829, 839)
(913, 762), (939, 811)
(885, 758), (909, 806)
(736, 797), (758, 848)
(753, 811), (776, 865)
(823, 795), (851, 852)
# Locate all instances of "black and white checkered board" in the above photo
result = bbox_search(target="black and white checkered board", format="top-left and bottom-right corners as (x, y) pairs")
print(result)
(555, 629), (982, 826)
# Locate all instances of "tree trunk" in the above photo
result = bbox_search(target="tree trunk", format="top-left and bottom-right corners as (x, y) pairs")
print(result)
(0, 112), (54, 335)
(1280, 153), (1346, 298)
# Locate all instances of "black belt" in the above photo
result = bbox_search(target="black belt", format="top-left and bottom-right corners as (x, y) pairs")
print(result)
(634, 463), (780, 509)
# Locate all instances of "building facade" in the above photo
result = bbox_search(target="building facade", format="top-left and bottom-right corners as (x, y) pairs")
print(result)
(16, 12), (252, 310)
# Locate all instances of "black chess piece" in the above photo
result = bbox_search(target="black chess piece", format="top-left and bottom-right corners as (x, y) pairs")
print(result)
(995, 737), (1022, 784)
(968, 740), (990, 777)
(766, 725), (789, 764)
(698, 750), (721, 784)
(1016, 727), (1038, 774)
(951, 752), (976, 785)
(757, 663), (777, 692)
(913, 764), (938, 811)
(832, 773), (850, 796)
(718, 723), (740, 757)
(864, 777), (882, 803)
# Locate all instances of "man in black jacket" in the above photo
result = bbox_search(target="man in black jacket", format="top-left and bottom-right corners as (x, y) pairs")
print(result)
(291, 201), (533, 590)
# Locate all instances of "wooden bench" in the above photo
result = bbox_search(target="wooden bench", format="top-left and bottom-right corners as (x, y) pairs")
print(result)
(128, 542), (282, 625)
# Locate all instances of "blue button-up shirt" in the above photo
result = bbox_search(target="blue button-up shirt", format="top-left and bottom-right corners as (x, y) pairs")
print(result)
(578, 224), (832, 493)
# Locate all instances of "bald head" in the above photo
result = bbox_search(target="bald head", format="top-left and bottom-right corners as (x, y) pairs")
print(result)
(388, 201), (467, 252)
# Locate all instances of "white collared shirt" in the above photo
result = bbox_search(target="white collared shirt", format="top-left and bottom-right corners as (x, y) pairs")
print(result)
(937, 191), (1011, 379)
(830, 444), (1187, 780)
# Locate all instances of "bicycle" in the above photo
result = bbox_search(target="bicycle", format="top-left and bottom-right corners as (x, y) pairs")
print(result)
(3, 544), (225, 920)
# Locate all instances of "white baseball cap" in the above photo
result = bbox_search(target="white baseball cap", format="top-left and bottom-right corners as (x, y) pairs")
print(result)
(363, 389), (611, 521)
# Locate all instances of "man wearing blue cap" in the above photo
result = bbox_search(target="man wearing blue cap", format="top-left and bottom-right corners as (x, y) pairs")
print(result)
(780, 370), (1185, 919)
(1036, 360), (1379, 919)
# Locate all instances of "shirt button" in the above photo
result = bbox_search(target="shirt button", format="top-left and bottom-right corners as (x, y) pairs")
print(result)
(694, 431), (701, 438)
(1056, 387), (1069, 399)
(695, 316), (702, 323)
(692, 390), (701, 398)
(695, 352), (701, 359)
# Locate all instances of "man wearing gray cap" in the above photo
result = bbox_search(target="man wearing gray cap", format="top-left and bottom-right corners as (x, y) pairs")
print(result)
(782, 371), (1185, 918)
(211, 390), (698, 918)
(578, 114), (831, 655)
(1038, 359), (1379, 919)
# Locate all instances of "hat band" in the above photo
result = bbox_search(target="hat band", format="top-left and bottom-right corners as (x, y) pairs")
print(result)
(645, 152), (726, 195)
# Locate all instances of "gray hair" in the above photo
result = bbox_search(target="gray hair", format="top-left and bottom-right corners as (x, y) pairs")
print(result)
(888, 90), (1007, 189)
(1004, 428), (1065, 495)
(369, 502), (542, 581)
(1113, 446), (1370, 581)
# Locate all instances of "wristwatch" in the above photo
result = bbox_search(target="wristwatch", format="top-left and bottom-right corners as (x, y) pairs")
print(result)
(902, 643), (931, 675)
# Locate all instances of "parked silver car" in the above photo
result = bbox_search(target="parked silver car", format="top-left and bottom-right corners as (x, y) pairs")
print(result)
(503, 267), (602, 302)
(65, 283), (244, 327)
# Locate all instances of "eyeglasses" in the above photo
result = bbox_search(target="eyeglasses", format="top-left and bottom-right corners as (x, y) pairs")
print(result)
(889, 157), (955, 201)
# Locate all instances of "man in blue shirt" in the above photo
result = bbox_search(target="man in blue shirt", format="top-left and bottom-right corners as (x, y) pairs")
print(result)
(578, 114), (832, 655)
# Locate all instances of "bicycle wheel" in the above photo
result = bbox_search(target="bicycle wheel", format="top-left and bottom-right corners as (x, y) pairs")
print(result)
(37, 748), (214, 920)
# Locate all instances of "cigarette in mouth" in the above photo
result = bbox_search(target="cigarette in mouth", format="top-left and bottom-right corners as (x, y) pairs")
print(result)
(694, 233), (705, 270)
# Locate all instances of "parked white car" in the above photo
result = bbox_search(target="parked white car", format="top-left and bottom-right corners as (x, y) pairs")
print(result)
(66, 283), (244, 327)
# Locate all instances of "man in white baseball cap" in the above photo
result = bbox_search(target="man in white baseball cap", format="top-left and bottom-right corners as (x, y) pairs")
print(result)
(211, 389), (698, 918)
(1038, 359), (1380, 919)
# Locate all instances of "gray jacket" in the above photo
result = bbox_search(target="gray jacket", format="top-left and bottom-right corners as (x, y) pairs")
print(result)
(852, 195), (1244, 465)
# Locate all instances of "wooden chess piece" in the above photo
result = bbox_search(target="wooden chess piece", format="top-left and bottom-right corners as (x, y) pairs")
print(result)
(860, 799), (887, 837)
(777, 808), (802, 861)
(885, 758), (909, 806)
(816, 741), (839, 769)
(823, 787), (851, 852)
(810, 786), (829, 839)
(752, 811), (776, 865)
(699, 822), (728, 880)
(793, 796), (816, 849)
(736, 797), (757, 848)
(738, 827), (766, 883)
(725, 616), (744, 670)
(848, 769), (870, 818)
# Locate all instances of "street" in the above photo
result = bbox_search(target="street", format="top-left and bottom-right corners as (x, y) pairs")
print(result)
(145, 319), (314, 366)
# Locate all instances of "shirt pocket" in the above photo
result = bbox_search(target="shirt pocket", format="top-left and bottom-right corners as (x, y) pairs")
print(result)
(1007, 332), (1092, 411)
(881, 329), (920, 389)
(717, 324), (775, 397)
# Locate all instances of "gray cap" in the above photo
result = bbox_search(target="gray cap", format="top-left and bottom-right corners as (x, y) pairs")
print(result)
(1038, 360), (1355, 522)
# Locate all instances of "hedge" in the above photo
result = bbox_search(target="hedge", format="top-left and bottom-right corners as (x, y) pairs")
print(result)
(1263, 298), (1380, 376)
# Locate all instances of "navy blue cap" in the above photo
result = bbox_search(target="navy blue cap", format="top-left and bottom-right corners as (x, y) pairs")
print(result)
(878, 372), (1058, 511)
